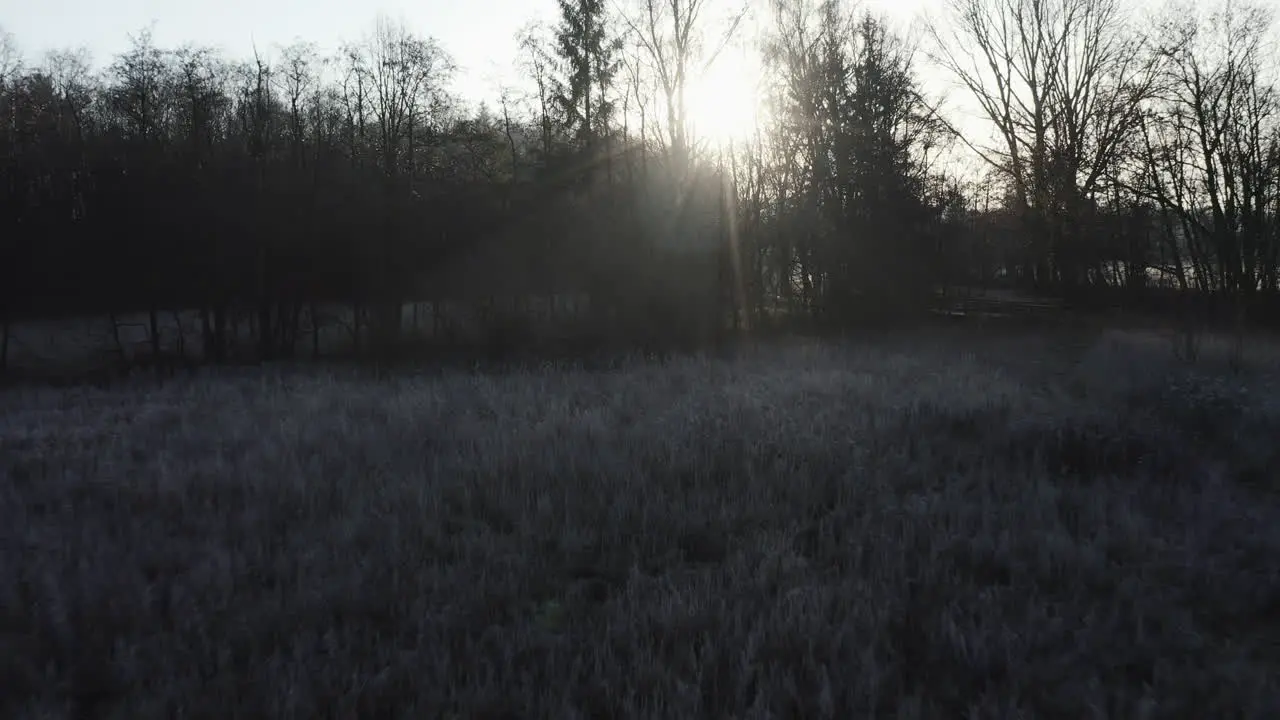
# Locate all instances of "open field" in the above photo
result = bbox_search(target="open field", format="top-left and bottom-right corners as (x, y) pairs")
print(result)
(2, 327), (1279, 718)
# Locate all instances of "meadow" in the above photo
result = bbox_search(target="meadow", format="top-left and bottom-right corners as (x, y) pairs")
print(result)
(2, 324), (1278, 718)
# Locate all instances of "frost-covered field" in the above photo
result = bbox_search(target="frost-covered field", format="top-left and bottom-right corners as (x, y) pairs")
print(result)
(2, 330), (1278, 718)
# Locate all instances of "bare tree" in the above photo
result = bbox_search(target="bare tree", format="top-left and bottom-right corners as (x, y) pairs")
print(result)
(1133, 0), (1279, 335)
(363, 16), (452, 179)
(42, 49), (94, 144)
(277, 41), (319, 168)
(106, 29), (178, 362)
(620, 34), (658, 174)
(355, 16), (455, 360)
(930, 0), (1159, 290)
(0, 27), (15, 372)
(621, 0), (747, 174)
(0, 26), (20, 89)
(517, 21), (563, 162)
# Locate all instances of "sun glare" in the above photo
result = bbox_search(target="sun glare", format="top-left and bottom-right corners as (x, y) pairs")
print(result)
(686, 54), (765, 150)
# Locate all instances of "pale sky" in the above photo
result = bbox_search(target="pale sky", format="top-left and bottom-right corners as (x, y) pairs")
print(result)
(3, 0), (999, 175)
(3, 0), (1271, 185)
(1, 0), (929, 107)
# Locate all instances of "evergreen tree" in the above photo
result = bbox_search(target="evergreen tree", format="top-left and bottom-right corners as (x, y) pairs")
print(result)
(554, 0), (620, 153)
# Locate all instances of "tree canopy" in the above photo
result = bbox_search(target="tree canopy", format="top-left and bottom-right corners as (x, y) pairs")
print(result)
(1, 0), (1276, 373)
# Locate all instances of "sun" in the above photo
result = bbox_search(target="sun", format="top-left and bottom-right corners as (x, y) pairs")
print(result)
(685, 52), (765, 150)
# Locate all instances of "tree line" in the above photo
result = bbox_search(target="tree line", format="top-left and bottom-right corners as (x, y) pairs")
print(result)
(2, 0), (1277, 373)
(933, 0), (1280, 314)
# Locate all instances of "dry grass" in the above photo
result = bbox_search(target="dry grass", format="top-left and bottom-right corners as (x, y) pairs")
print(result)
(1, 330), (1278, 719)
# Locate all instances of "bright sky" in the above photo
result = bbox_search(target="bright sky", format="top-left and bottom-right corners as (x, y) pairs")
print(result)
(4, 0), (989, 172)
(2, 0), (928, 105)
(1, 0), (550, 99)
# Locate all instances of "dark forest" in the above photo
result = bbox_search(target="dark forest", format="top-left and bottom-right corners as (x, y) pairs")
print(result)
(3, 0), (1274, 377)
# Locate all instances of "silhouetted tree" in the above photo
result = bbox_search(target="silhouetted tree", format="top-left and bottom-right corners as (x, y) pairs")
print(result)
(931, 0), (1159, 292)
(3, 3), (1272, 381)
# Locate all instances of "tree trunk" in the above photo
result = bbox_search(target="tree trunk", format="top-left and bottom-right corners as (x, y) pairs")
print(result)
(0, 305), (9, 374)
(374, 299), (402, 364)
(257, 299), (274, 362)
(148, 305), (161, 359)
(280, 300), (302, 359)
(213, 305), (227, 363)
(171, 310), (187, 362)
(201, 307), (215, 363)
(108, 310), (125, 358)
(351, 300), (363, 357)
(311, 301), (321, 360)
